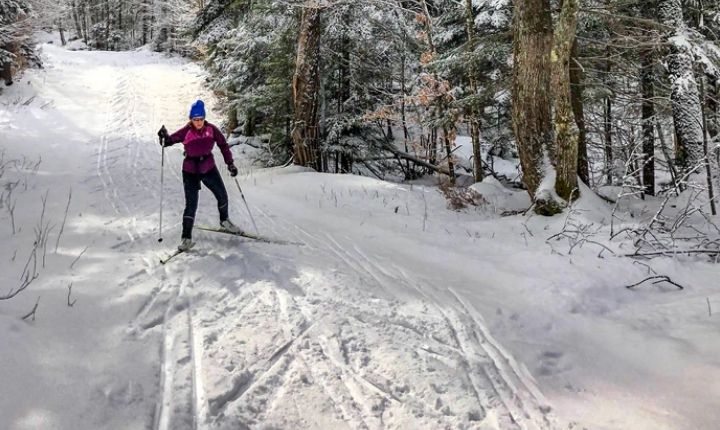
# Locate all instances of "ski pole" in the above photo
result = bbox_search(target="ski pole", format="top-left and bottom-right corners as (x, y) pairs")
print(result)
(234, 177), (259, 234)
(158, 134), (166, 243)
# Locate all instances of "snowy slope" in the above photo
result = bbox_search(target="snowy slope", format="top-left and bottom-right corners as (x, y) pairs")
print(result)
(1, 41), (719, 430)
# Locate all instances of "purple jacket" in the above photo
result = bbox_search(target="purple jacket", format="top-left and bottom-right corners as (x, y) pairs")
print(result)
(168, 122), (233, 174)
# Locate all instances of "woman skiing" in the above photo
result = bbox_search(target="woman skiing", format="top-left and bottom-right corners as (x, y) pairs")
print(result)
(158, 99), (243, 251)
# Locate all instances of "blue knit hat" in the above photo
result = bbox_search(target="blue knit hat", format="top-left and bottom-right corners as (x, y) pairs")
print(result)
(189, 100), (206, 119)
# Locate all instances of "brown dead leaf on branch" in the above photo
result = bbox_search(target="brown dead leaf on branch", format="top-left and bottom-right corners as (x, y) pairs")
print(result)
(420, 51), (435, 65)
(363, 106), (394, 122)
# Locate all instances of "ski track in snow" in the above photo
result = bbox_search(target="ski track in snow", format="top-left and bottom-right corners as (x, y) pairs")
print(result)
(227, 198), (554, 429)
(10, 45), (558, 429)
(151, 273), (208, 430)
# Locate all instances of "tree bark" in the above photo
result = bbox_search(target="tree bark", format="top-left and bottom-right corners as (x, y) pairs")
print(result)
(707, 74), (719, 195)
(604, 57), (613, 185)
(641, 47), (656, 196)
(243, 107), (256, 136)
(659, 0), (704, 170)
(142, 1), (149, 45)
(464, 0), (483, 183)
(708, 74), (718, 144)
(82, 3), (89, 44)
(292, 4), (322, 171)
(1, 42), (15, 85)
(551, 0), (580, 201)
(569, 41), (588, 184)
(699, 76), (717, 214)
(397, 12), (413, 179)
(511, 0), (554, 211)
(58, 20), (67, 46)
(70, 1), (83, 40)
(104, 0), (111, 50)
(226, 104), (238, 135)
(419, 0), (455, 182)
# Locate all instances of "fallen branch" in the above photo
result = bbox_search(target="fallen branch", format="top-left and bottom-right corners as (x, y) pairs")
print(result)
(625, 276), (684, 290)
(381, 145), (452, 176)
(625, 249), (720, 257)
(632, 260), (658, 275)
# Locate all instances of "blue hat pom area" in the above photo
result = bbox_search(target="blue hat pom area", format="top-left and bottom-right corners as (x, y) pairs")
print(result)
(189, 100), (206, 119)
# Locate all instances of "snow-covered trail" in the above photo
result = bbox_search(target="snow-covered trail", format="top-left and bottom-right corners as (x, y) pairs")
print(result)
(0, 43), (554, 430)
(0, 44), (216, 430)
(2, 42), (720, 430)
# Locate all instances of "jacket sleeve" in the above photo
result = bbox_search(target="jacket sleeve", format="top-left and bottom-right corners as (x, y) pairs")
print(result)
(168, 124), (190, 144)
(213, 124), (234, 166)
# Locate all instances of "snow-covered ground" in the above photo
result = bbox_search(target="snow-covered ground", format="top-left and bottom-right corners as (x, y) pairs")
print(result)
(1, 40), (719, 430)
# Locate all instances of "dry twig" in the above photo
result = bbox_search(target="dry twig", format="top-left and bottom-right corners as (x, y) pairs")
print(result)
(67, 282), (76, 307)
(21, 296), (41, 321)
(625, 275), (684, 290)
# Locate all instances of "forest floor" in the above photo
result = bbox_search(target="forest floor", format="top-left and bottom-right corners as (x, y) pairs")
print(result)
(1, 37), (719, 430)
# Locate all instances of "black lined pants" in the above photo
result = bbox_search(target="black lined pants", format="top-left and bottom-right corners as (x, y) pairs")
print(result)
(182, 167), (228, 239)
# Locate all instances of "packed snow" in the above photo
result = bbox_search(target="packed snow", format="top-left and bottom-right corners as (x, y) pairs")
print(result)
(1, 39), (719, 430)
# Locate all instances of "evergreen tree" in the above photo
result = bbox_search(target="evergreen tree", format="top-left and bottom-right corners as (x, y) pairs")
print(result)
(1, 0), (38, 86)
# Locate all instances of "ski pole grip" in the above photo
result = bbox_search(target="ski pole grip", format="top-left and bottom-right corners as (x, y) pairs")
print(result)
(158, 125), (167, 146)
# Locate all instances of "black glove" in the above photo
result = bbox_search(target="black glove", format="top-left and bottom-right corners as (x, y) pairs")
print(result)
(157, 126), (172, 146)
(228, 164), (238, 177)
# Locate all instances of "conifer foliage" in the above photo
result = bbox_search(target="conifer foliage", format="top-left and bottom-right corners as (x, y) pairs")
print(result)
(0, 0), (37, 86)
(17, 0), (720, 216)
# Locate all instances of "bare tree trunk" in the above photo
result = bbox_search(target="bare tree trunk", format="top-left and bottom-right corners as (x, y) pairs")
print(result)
(1, 42), (15, 85)
(699, 75), (717, 214)
(641, 47), (656, 196)
(511, 0), (555, 213)
(142, 0), (149, 45)
(336, 22), (352, 173)
(80, 2), (88, 44)
(569, 41), (588, 184)
(464, 0), (483, 183)
(442, 126), (456, 183)
(58, 20), (67, 46)
(104, 0), (111, 50)
(551, 0), (580, 201)
(604, 57), (613, 185)
(709, 75), (719, 143)
(227, 104), (238, 135)
(118, 2), (123, 31)
(419, 0), (455, 182)
(659, 0), (704, 170)
(707, 74), (719, 196)
(292, 4), (322, 171)
(429, 128), (437, 168)
(397, 13), (412, 178)
(242, 104), (256, 136)
(70, 1), (83, 40)
(285, 94), (292, 156)
(420, 0), (437, 174)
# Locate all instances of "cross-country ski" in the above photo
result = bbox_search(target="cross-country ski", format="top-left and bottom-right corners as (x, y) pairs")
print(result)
(195, 225), (301, 245)
(159, 248), (190, 265)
